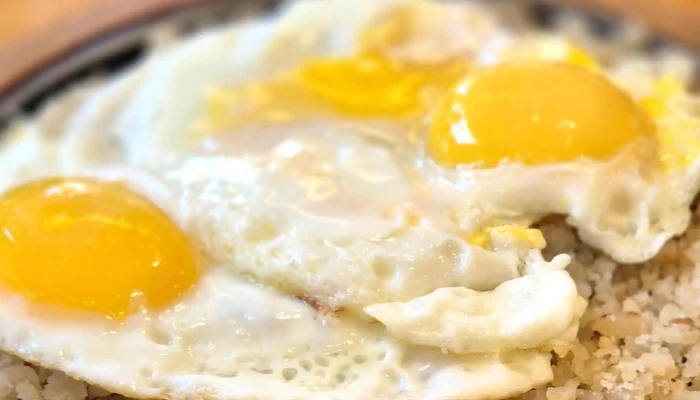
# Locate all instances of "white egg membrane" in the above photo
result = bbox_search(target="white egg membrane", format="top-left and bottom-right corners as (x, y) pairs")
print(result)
(429, 153), (700, 264)
(0, 107), (583, 399)
(3, 0), (698, 398)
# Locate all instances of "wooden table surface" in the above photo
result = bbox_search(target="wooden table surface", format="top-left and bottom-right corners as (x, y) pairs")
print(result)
(0, 0), (112, 49)
(0, 0), (212, 97)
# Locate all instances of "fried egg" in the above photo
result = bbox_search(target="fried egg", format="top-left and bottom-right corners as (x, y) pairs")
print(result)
(2, 0), (697, 399)
(182, 0), (700, 264)
(0, 111), (583, 400)
(426, 58), (700, 263)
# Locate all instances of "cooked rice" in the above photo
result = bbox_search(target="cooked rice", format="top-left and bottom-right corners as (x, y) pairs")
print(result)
(3, 2), (700, 400)
(518, 210), (700, 400)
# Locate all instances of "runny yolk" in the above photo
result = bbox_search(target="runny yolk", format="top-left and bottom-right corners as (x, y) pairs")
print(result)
(201, 53), (468, 134)
(640, 75), (700, 171)
(428, 62), (656, 167)
(0, 178), (199, 319)
(200, 2), (476, 134)
(297, 54), (438, 116)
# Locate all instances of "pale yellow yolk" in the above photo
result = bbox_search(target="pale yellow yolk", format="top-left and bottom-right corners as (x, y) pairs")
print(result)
(467, 222), (545, 250)
(297, 54), (439, 116)
(201, 54), (468, 133)
(640, 75), (684, 118)
(640, 75), (700, 171)
(0, 178), (199, 319)
(565, 44), (599, 70)
(428, 62), (656, 168)
(199, 3), (472, 134)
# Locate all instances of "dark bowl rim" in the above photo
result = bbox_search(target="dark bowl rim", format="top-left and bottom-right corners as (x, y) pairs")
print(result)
(0, 0), (249, 123)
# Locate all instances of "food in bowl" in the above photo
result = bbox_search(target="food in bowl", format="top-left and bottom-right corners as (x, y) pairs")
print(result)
(1, 1), (699, 399)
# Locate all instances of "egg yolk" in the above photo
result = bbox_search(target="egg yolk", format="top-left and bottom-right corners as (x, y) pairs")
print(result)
(565, 44), (599, 70)
(641, 75), (684, 118)
(297, 54), (431, 116)
(640, 75), (700, 171)
(299, 54), (469, 115)
(466, 220), (545, 250)
(200, 54), (468, 135)
(428, 62), (656, 167)
(199, 3), (474, 135)
(0, 178), (199, 319)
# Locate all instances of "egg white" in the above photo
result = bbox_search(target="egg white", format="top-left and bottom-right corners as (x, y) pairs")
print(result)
(0, 138), (579, 400)
(40, 0), (698, 264)
(7, 0), (696, 399)
(2, 266), (552, 400)
(425, 154), (700, 263)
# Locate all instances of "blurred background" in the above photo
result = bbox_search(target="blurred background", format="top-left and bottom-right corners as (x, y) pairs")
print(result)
(0, 0), (109, 49)
(0, 0), (235, 121)
(0, 0), (698, 122)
